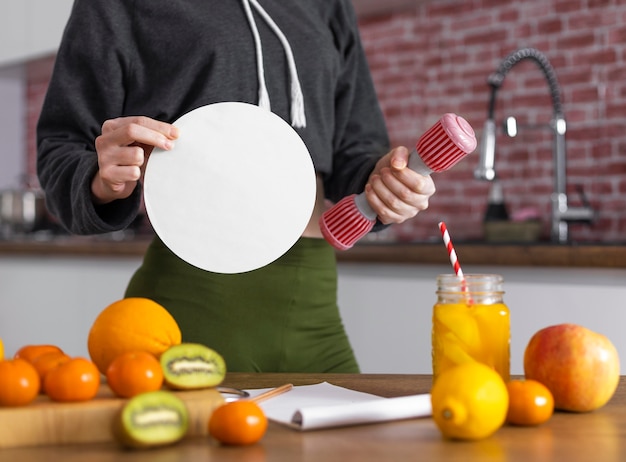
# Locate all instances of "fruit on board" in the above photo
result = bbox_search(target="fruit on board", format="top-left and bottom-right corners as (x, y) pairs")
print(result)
(113, 390), (189, 449)
(32, 351), (71, 385)
(43, 357), (101, 402)
(88, 297), (182, 375)
(524, 323), (620, 412)
(160, 343), (226, 390)
(208, 400), (268, 446)
(0, 358), (41, 407)
(14, 344), (64, 364)
(506, 379), (554, 426)
(106, 351), (164, 398)
(430, 361), (509, 440)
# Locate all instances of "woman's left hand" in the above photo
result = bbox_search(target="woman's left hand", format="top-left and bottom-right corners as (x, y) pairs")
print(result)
(364, 146), (436, 225)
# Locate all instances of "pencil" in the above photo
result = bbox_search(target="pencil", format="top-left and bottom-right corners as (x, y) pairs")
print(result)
(250, 383), (294, 404)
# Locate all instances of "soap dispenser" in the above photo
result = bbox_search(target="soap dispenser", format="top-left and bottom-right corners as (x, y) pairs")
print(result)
(483, 181), (509, 222)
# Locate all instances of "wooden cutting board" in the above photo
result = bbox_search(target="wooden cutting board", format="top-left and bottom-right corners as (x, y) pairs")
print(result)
(0, 384), (224, 448)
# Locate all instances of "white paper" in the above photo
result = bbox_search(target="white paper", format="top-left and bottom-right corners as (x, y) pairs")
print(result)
(245, 382), (432, 431)
(144, 102), (316, 274)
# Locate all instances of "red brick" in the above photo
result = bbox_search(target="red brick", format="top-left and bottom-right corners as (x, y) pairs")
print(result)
(537, 18), (563, 35)
(571, 86), (603, 104)
(557, 32), (597, 50)
(580, 48), (617, 65)
(554, 0), (585, 13)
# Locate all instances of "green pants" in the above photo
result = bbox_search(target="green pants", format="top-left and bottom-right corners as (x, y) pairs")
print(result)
(125, 236), (359, 373)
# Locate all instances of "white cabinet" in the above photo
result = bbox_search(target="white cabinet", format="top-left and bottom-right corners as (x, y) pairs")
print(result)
(338, 263), (626, 374)
(0, 255), (141, 360)
(1, 255), (625, 375)
(0, 0), (73, 66)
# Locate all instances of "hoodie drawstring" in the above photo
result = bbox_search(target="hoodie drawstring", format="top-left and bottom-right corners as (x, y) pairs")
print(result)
(241, 0), (306, 128)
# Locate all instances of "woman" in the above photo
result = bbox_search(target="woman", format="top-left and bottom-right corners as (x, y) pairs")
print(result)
(37, 0), (435, 372)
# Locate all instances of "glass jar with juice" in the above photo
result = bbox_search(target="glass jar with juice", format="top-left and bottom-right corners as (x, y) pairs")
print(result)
(432, 274), (510, 383)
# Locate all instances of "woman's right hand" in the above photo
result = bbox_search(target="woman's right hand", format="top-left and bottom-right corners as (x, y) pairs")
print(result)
(91, 116), (179, 204)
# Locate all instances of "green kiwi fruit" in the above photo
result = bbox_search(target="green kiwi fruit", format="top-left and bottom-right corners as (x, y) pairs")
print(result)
(113, 390), (189, 449)
(160, 343), (227, 390)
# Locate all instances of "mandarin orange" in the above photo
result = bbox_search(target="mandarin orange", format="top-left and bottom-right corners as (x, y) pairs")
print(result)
(106, 351), (164, 398)
(0, 358), (41, 406)
(14, 344), (64, 364)
(44, 357), (100, 402)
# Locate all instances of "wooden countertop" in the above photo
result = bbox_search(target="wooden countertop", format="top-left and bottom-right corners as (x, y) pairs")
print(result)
(1, 236), (625, 268)
(3, 373), (626, 461)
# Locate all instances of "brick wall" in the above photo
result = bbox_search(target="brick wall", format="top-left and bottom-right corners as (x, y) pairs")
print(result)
(358, 0), (626, 243)
(26, 0), (625, 243)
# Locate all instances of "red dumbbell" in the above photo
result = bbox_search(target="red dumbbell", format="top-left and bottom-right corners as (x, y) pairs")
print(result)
(320, 113), (477, 250)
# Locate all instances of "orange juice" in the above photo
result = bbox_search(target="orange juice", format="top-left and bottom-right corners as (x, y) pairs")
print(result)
(432, 274), (510, 383)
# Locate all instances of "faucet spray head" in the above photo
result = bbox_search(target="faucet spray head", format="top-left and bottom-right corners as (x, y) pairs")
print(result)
(474, 118), (497, 181)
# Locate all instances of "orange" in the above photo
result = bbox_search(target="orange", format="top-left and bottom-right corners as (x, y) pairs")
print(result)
(506, 379), (554, 426)
(0, 358), (41, 406)
(14, 344), (64, 364)
(208, 400), (268, 445)
(32, 351), (72, 388)
(88, 297), (182, 375)
(106, 351), (164, 398)
(44, 357), (101, 402)
(431, 361), (509, 440)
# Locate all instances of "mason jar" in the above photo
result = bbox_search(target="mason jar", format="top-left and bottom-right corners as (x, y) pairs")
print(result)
(432, 274), (510, 383)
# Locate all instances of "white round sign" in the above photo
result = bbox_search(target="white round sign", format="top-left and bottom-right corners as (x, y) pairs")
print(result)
(144, 102), (316, 274)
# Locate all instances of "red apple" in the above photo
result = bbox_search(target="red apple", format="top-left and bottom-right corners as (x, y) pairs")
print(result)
(523, 323), (620, 412)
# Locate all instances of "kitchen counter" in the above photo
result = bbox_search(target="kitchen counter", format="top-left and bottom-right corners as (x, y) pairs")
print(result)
(4, 373), (626, 461)
(1, 235), (625, 268)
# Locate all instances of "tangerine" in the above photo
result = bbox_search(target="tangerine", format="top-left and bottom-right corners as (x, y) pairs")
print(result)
(88, 297), (182, 375)
(506, 379), (554, 426)
(32, 351), (72, 387)
(14, 344), (64, 364)
(0, 358), (41, 406)
(44, 357), (101, 402)
(106, 351), (164, 398)
(208, 400), (268, 445)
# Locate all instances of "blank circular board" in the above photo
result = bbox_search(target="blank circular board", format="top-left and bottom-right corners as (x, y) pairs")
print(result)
(144, 102), (316, 274)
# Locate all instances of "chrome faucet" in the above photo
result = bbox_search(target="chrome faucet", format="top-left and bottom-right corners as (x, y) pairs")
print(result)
(474, 48), (594, 243)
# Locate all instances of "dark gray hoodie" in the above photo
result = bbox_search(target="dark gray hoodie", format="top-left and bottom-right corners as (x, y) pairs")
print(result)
(37, 0), (390, 235)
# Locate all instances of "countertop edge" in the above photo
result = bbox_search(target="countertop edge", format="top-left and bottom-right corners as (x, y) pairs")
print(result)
(338, 242), (626, 268)
(0, 238), (625, 268)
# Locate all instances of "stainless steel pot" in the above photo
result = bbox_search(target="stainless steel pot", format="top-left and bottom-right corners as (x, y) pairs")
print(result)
(0, 188), (48, 235)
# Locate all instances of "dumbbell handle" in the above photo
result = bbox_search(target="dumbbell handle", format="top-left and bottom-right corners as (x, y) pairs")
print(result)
(319, 113), (477, 250)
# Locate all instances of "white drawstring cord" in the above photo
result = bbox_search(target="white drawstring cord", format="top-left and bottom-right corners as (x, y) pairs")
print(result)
(241, 0), (271, 111)
(241, 0), (306, 128)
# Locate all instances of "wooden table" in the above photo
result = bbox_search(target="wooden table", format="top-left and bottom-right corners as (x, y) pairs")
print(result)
(4, 373), (626, 461)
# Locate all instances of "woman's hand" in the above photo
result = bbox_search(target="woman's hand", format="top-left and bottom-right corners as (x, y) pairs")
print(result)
(364, 146), (436, 225)
(92, 116), (179, 204)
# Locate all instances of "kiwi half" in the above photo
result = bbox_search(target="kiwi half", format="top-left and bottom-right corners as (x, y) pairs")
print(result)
(160, 343), (227, 390)
(113, 390), (189, 449)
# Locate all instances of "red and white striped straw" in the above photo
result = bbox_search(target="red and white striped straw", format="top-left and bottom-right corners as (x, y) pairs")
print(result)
(438, 221), (464, 279)
(438, 221), (472, 303)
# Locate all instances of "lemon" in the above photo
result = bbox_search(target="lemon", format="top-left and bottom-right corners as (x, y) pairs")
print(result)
(431, 362), (508, 440)
(434, 304), (482, 354)
(0, 337), (3, 360)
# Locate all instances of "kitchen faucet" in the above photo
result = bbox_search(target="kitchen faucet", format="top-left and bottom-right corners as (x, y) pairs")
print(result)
(474, 47), (594, 243)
